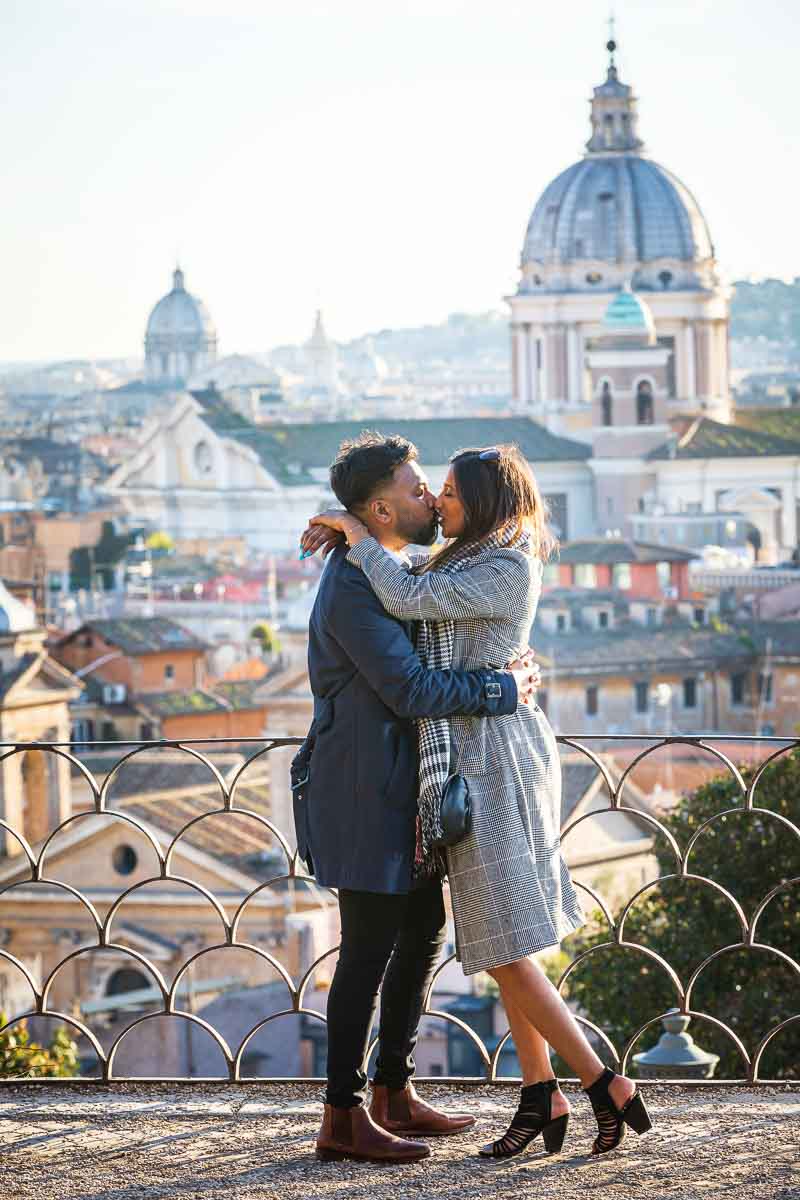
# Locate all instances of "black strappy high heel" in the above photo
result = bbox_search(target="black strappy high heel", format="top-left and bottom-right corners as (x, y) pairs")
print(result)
(478, 1079), (570, 1159)
(584, 1067), (652, 1155)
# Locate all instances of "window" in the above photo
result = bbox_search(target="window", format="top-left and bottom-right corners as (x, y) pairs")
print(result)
(758, 673), (773, 705)
(683, 677), (697, 709)
(656, 562), (672, 590)
(659, 270), (673, 290)
(140, 722), (154, 740)
(598, 611), (609, 629)
(101, 721), (115, 740)
(574, 563), (597, 588)
(612, 563), (632, 589)
(636, 381), (654, 425)
(586, 686), (598, 716)
(544, 493), (568, 540)
(601, 381), (613, 426)
(556, 613), (567, 632)
(164, 664), (175, 683)
(730, 673), (747, 706)
(635, 682), (649, 713)
(646, 608), (658, 627)
(112, 845), (138, 875)
(693, 607), (705, 625)
(542, 563), (560, 587)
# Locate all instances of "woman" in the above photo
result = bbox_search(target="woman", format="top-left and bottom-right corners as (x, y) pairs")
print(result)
(302, 444), (652, 1157)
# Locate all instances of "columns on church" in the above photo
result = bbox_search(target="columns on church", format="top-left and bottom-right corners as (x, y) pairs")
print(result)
(511, 326), (520, 405)
(683, 322), (697, 401)
(527, 324), (539, 408)
(695, 320), (714, 401)
(513, 318), (590, 413)
(567, 326), (580, 404)
(513, 323), (544, 411)
(546, 325), (568, 405)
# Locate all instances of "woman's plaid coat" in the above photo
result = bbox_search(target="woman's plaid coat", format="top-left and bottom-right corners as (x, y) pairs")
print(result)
(347, 536), (585, 975)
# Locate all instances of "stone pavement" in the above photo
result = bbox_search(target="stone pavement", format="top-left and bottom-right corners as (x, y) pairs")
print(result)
(0, 1082), (798, 1200)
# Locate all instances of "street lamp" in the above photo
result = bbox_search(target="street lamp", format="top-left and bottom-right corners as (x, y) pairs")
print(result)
(633, 1010), (719, 1079)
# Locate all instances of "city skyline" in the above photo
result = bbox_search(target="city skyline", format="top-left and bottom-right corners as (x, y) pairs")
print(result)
(1, 0), (797, 363)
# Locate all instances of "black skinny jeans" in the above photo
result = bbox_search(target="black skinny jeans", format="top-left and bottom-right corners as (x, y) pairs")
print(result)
(325, 878), (446, 1108)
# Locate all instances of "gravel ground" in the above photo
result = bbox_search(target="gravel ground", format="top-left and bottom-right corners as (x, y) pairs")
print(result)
(0, 1082), (798, 1200)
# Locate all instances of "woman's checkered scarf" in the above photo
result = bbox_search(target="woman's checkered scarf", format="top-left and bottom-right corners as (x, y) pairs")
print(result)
(413, 524), (531, 878)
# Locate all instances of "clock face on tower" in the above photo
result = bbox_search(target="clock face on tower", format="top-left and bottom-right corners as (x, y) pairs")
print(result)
(193, 440), (213, 476)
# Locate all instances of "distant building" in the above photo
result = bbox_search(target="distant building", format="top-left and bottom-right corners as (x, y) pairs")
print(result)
(509, 38), (731, 431)
(52, 616), (268, 742)
(144, 267), (217, 386)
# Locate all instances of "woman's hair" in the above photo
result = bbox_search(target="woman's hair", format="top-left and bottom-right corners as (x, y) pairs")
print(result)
(421, 443), (556, 571)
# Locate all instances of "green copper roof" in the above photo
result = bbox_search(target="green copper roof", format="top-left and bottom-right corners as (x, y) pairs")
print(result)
(602, 287), (655, 335)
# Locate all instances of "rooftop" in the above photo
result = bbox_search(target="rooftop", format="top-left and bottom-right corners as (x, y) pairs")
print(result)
(133, 681), (265, 718)
(1, 1082), (796, 1200)
(556, 538), (698, 565)
(533, 624), (759, 670)
(192, 392), (593, 484)
(61, 617), (208, 656)
(650, 411), (800, 460)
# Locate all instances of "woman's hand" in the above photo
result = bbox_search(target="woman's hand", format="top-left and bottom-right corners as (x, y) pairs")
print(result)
(506, 648), (542, 705)
(299, 523), (345, 559)
(300, 509), (370, 557)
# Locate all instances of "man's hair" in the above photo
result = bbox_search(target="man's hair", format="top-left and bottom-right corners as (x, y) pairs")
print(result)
(329, 431), (417, 509)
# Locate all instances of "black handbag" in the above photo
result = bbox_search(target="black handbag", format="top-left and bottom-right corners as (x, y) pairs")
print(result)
(434, 771), (471, 848)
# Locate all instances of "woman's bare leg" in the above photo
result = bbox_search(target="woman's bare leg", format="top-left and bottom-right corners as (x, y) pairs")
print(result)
(488, 957), (634, 1108)
(500, 991), (553, 1083)
(498, 988), (570, 1118)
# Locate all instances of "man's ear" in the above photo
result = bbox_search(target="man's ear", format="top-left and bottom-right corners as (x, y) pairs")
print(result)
(367, 498), (392, 526)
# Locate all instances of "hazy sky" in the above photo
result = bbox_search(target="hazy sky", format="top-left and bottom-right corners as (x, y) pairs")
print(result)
(2, 0), (797, 363)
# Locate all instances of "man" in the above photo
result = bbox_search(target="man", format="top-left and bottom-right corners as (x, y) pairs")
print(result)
(294, 432), (538, 1164)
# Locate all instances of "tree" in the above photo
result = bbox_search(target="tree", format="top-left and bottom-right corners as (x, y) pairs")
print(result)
(70, 521), (132, 591)
(0, 1015), (79, 1078)
(250, 621), (281, 655)
(145, 531), (174, 552)
(563, 750), (800, 1079)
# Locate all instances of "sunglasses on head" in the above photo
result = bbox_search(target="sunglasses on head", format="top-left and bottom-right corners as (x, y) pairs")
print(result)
(477, 448), (501, 461)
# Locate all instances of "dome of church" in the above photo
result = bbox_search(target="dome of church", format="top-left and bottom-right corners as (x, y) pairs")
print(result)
(520, 46), (715, 287)
(0, 580), (36, 634)
(522, 157), (712, 268)
(144, 267), (217, 385)
(146, 268), (216, 342)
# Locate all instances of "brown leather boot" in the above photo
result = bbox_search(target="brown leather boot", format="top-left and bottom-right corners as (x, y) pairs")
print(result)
(370, 1082), (477, 1137)
(315, 1102), (431, 1163)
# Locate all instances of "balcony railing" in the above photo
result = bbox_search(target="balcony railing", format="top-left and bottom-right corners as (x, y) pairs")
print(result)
(0, 733), (797, 1085)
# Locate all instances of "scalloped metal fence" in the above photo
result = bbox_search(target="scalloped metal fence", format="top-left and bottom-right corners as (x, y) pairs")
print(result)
(0, 733), (798, 1086)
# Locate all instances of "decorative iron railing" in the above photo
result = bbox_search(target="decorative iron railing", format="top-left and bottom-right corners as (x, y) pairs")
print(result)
(0, 734), (797, 1085)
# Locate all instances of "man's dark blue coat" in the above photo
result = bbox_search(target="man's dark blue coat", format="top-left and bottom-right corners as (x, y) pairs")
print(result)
(296, 545), (516, 894)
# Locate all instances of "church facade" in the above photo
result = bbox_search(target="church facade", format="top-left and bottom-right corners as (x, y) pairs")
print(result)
(508, 41), (731, 434)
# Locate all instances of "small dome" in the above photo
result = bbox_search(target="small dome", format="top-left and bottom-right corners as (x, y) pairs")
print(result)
(145, 268), (216, 342)
(602, 287), (655, 338)
(0, 580), (36, 634)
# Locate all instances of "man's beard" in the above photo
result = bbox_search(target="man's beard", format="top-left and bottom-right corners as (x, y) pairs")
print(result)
(404, 510), (439, 547)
